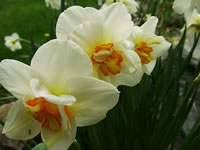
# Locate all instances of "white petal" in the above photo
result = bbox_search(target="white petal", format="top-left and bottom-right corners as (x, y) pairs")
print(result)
(29, 78), (76, 106)
(0, 60), (33, 100)
(69, 21), (104, 53)
(173, 0), (191, 15)
(3, 100), (41, 140)
(113, 50), (143, 87)
(31, 39), (93, 95)
(100, 2), (133, 41)
(12, 33), (20, 39)
(41, 117), (76, 150)
(44, 95), (76, 106)
(151, 36), (171, 58)
(56, 6), (98, 39)
(125, 0), (139, 14)
(143, 60), (156, 75)
(66, 76), (119, 126)
(4, 36), (12, 41)
(141, 16), (158, 33)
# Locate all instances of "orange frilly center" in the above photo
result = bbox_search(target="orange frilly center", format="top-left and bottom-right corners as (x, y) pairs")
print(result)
(91, 43), (123, 76)
(26, 97), (74, 131)
(135, 42), (154, 64)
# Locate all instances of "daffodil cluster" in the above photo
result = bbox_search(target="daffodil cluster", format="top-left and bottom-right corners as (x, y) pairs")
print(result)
(173, 0), (200, 65)
(0, 2), (170, 150)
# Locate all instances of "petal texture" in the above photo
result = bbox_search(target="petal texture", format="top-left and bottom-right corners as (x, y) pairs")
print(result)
(100, 2), (133, 41)
(41, 116), (76, 150)
(0, 60), (33, 100)
(3, 100), (41, 140)
(56, 6), (98, 39)
(31, 39), (93, 95)
(141, 16), (158, 33)
(66, 76), (119, 126)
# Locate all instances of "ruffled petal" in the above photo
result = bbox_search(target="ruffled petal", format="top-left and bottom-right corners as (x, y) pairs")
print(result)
(41, 109), (76, 150)
(69, 21), (104, 54)
(29, 78), (76, 106)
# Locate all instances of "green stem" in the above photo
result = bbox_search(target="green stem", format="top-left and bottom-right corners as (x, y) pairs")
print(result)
(0, 96), (15, 100)
(19, 38), (31, 44)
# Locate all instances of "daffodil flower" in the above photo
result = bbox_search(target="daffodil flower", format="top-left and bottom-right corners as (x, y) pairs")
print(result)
(4, 33), (22, 52)
(56, 3), (143, 87)
(0, 40), (119, 150)
(128, 16), (171, 75)
(45, 0), (62, 10)
(184, 9), (200, 66)
(102, 0), (139, 14)
(173, 0), (200, 18)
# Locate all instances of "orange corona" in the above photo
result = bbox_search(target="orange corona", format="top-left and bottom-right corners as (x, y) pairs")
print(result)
(135, 42), (154, 64)
(91, 43), (123, 76)
(26, 97), (74, 131)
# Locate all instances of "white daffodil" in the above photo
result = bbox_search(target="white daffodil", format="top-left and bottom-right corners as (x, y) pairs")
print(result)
(128, 16), (171, 75)
(173, 0), (200, 18)
(0, 40), (119, 150)
(186, 9), (200, 29)
(56, 3), (143, 87)
(4, 33), (22, 52)
(102, 0), (139, 14)
(45, 0), (61, 10)
(183, 9), (200, 66)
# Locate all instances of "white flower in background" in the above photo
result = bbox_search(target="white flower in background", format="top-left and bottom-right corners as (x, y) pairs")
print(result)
(4, 33), (22, 52)
(0, 40), (119, 150)
(184, 9), (200, 66)
(98, 0), (103, 6)
(45, 0), (61, 10)
(56, 3), (143, 87)
(173, 0), (200, 18)
(102, 0), (139, 14)
(128, 16), (171, 75)
(186, 9), (200, 29)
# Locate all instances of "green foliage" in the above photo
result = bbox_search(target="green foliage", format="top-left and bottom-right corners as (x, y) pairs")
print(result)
(66, 30), (200, 150)
(0, 0), (200, 150)
(32, 143), (47, 150)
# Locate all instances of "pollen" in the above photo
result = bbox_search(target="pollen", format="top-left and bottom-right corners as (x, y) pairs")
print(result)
(135, 41), (154, 64)
(91, 43), (123, 76)
(26, 97), (74, 131)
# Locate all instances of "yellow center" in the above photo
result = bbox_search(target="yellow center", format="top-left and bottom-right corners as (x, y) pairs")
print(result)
(135, 41), (154, 64)
(26, 97), (74, 131)
(11, 40), (17, 45)
(91, 43), (123, 76)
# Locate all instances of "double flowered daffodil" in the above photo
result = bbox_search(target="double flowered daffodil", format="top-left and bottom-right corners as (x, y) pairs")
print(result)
(0, 40), (119, 150)
(45, 0), (61, 10)
(128, 16), (171, 75)
(173, 0), (200, 18)
(4, 33), (22, 52)
(56, 3), (143, 87)
(101, 0), (139, 14)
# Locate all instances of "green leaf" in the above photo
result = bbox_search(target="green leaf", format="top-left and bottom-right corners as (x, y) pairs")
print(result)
(32, 143), (47, 150)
